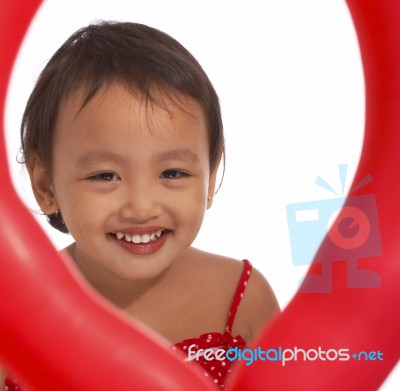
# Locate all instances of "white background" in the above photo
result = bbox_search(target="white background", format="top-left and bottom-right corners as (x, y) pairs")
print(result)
(5, 0), (398, 388)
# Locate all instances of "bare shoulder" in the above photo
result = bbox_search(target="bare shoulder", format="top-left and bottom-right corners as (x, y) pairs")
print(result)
(237, 264), (280, 340)
(185, 248), (249, 284)
(185, 248), (280, 342)
(182, 249), (255, 311)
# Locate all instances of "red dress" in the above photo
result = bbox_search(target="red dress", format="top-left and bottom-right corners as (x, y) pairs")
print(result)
(5, 260), (252, 391)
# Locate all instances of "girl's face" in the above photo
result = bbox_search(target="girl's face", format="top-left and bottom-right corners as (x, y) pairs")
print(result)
(33, 83), (217, 285)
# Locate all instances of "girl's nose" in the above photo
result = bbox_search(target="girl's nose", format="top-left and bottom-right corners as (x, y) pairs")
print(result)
(118, 183), (162, 223)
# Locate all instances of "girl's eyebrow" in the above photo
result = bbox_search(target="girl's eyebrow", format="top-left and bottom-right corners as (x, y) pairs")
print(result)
(76, 148), (201, 166)
(76, 150), (125, 166)
(155, 149), (200, 163)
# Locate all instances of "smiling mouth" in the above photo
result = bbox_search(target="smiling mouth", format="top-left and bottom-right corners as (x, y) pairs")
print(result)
(111, 229), (165, 244)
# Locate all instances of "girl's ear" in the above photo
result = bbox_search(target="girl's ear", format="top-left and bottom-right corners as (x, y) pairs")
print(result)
(207, 172), (217, 209)
(207, 161), (221, 209)
(207, 150), (224, 209)
(27, 154), (58, 215)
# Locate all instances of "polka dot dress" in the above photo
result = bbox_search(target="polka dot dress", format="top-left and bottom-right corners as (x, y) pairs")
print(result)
(172, 260), (252, 390)
(4, 260), (252, 391)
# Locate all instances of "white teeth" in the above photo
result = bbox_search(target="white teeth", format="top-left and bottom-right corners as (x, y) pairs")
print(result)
(131, 234), (141, 244)
(114, 229), (164, 244)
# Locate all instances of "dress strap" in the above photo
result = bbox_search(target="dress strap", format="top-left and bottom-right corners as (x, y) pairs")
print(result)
(225, 259), (252, 334)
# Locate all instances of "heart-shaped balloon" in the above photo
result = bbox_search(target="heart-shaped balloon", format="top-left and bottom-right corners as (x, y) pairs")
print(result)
(0, 1), (399, 390)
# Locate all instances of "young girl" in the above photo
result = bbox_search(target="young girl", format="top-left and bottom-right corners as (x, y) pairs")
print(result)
(2, 21), (279, 390)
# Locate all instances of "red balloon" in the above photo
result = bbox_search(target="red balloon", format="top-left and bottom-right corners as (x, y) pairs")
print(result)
(0, 0), (399, 390)
(231, 0), (400, 389)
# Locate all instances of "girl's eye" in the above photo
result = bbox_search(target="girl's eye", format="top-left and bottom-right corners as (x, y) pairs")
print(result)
(87, 172), (120, 181)
(160, 169), (189, 179)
